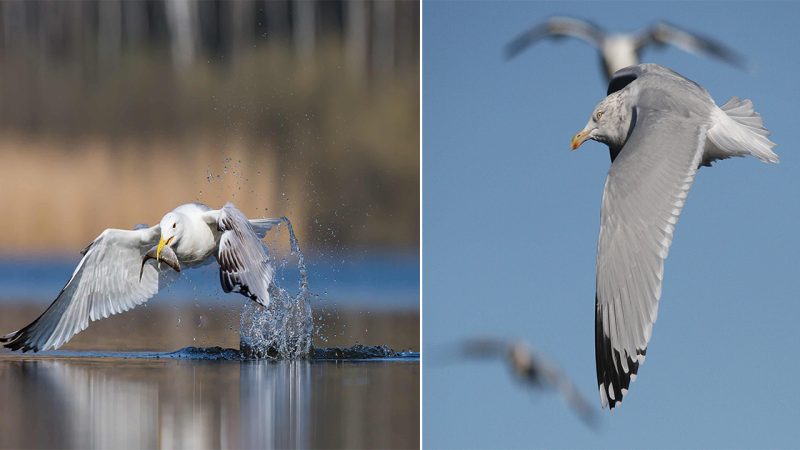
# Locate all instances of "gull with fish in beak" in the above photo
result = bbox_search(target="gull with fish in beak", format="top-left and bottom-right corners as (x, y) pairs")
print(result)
(1, 202), (288, 352)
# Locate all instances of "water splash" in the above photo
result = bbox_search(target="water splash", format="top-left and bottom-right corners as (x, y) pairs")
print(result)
(239, 217), (313, 359)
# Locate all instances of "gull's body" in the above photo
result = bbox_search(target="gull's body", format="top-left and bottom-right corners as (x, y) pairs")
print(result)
(1, 202), (284, 352)
(570, 64), (777, 409)
(506, 17), (747, 81)
(167, 203), (219, 266)
(601, 36), (638, 75)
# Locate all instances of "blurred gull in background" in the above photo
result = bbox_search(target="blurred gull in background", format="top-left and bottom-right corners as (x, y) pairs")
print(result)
(571, 64), (777, 409)
(458, 337), (598, 427)
(506, 16), (748, 81)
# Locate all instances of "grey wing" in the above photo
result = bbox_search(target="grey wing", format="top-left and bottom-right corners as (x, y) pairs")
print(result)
(458, 337), (511, 360)
(595, 108), (707, 408)
(201, 209), (284, 240)
(537, 359), (598, 427)
(1, 226), (165, 352)
(505, 16), (605, 60)
(215, 203), (275, 307)
(637, 22), (747, 69)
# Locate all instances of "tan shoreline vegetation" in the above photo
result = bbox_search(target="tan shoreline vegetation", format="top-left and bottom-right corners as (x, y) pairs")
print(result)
(1, 46), (420, 253)
(2, 134), (281, 253)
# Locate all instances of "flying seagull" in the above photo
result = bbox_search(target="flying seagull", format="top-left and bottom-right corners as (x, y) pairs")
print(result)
(506, 17), (748, 81)
(1, 202), (287, 352)
(459, 338), (597, 426)
(570, 64), (777, 409)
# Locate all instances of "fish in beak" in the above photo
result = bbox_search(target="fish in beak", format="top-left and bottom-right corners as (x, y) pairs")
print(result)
(140, 242), (181, 281)
(156, 236), (173, 260)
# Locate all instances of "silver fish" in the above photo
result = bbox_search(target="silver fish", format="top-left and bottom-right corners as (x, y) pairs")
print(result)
(139, 244), (181, 281)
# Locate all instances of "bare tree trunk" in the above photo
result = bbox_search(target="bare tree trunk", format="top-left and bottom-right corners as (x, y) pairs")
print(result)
(122, 0), (148, 50)
(166, 0), (197, 71)
(2, 1), (27, 58)
(293, 0), (315, 66)
(265, 0), (289, 44)
(98, 0), (122, 71)
(345, 0), (368, 80)
(372, 0), (395, 79)
(229, 0), (255, 61)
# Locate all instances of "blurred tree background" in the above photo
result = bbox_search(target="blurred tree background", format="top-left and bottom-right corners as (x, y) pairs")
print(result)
(0, 0), (419, 254)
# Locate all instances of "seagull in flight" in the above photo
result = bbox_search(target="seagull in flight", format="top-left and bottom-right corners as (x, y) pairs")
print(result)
(571, 64), (777, 408)
(506, 17), (748, 81)
(459, 338), (598, 426)
(1, 202), (288, 352)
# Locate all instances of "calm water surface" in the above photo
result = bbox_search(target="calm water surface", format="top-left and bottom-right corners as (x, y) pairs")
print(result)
(0, 252), (420, 449)
(0, 354), (419, 449)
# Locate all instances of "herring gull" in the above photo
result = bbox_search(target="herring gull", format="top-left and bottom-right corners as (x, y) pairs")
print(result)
(1, 202), (286, 352)
(570, 63), (777, 408)
(506, 17), (747, 81)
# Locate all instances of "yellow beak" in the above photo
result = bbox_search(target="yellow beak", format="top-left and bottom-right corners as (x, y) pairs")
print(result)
(571, 130), (591, 150)
(156, 236), (172, 260)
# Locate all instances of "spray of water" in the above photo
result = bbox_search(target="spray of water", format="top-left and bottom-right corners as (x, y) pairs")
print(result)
(239, 217), (313, 359)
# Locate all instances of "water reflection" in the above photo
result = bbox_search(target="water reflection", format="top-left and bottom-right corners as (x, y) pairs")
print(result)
(0, 357), (418, 449)
(240, 361), (311, 449)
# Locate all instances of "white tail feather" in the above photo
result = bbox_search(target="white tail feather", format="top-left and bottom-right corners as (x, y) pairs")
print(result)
(704, 97), (778, 166)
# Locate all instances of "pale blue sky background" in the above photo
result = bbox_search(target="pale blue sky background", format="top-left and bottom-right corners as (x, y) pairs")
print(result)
(423, 1), (800, 448)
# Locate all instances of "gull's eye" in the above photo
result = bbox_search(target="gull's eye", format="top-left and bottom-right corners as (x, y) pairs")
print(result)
(172, 223), (176, 229)
(595, 111), (604, 121)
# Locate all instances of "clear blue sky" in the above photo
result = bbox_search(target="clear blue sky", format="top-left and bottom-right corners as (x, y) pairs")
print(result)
(423, 1), (800, 448)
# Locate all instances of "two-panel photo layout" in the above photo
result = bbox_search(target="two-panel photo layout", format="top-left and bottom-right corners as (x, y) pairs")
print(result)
(0, 1), (797, 449)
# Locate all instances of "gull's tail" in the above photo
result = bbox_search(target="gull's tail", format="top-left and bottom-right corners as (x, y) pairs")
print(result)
(705, 97), (778, 166)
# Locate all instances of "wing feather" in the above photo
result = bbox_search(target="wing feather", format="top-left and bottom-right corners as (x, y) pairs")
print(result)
(505, 16), (605, 60)
(1, 226), (166, 352)
(215, 203), (275, 307)
(644, 22), (748, 70)
(595, 107), (706, 408)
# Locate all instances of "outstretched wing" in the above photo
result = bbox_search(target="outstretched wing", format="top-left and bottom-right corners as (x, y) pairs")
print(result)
(505, 16), (605, 60)
(211, 203), (275, 307)
(536, 357), (598, 428)
(636, 22), (747, 70)
(457, 337), (512, 360)
(595, 105), (706, 409)
(1, 226), (166, 352)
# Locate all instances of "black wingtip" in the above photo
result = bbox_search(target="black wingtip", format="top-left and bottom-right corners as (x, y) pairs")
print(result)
(596, 295), (648, 410)
(0, 331), (39, 352)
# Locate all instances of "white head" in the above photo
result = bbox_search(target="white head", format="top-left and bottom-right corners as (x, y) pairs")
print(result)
(157, 212), (184, 260)
(571, 90), (634, 151)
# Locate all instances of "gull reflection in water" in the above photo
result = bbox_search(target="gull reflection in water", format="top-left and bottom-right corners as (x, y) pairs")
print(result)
(0, 358), (312, 449)
(240, 361), (311, 449)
